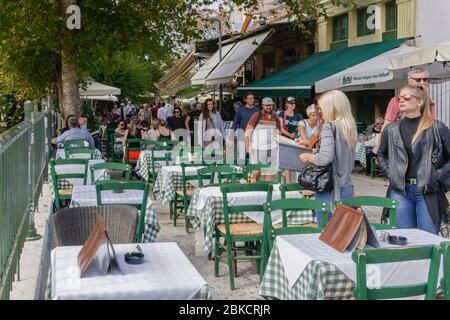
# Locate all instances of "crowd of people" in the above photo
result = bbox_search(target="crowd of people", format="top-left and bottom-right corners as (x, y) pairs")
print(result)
(51, 66), (450, 235)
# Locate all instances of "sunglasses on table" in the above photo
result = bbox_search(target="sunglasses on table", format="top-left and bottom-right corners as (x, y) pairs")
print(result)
(396, 94), (421, 102)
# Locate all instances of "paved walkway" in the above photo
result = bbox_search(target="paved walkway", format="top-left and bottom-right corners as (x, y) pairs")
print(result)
(8, 170), (444, 300)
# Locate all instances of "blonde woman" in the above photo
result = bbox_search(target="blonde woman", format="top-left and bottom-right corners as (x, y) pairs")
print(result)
(299, 90), (357, 227)
(377, 85), (450, 234)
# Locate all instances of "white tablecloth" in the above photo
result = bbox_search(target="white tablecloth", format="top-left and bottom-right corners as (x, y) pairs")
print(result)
(70, 185), (151, 207)
(51, 242), (208, 300)
(54, 159), (106, 186)
(276, 228), (445, 293)
(194, 185), (304, 225)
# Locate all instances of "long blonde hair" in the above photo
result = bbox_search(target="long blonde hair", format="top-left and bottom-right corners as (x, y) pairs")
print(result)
(318, 90), (357, 149)
(400, 85), (433, 143)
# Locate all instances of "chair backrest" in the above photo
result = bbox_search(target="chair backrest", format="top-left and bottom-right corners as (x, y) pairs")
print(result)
(126, 138), (146, 151)
(280, 183), (304, 198)
(336, 196), (399, 230)
(50, 159), (88, 208)
(66, 147), (96, 159)
(95, 181), (150, 242)
(442, 241), (450, 300)
(150, 146), (171, 179)
(63, 139), (89, 151)
(352, 245), (442, 300)
(51, 205), (139, 247)
(180, 162), (204, 192)
(90, 162), (131, 184)
(263, 199), (327, 251)
(221, 183), (273, 230)
(197, 165), (237, 187)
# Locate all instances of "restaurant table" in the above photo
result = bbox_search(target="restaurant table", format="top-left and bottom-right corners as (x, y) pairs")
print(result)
(49, 159), (106, 202)
(56, 147), (103, 160)
(187, 184), (315, 256)
(259, 228), (446, 300)
(50, 242), (211, 300)
(70, 185), (160, 242)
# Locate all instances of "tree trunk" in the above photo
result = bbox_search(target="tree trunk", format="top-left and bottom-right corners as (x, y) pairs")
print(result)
(56, 0), (81, 127)
(56, 48), (81, 126)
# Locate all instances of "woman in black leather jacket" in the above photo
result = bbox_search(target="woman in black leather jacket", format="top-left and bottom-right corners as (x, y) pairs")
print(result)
(377, 85), (450, 234)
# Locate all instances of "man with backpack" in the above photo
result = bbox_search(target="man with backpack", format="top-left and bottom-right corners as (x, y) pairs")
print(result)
(245, 97), (280, 182)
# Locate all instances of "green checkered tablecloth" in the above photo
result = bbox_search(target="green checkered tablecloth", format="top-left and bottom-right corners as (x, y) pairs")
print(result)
(355, 143), (367, 168)
(153, 170), (195, 204)
(259, 239), (355, 300)
(187, 188), (315, 256)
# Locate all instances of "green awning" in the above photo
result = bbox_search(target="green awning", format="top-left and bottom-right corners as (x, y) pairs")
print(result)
(237, 38), (412, 97)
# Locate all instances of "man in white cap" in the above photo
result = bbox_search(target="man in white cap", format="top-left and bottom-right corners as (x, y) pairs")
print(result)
(245, 97), (280, 182)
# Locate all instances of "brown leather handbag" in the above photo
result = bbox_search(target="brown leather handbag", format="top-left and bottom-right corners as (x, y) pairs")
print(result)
(319, 204), (380, 252)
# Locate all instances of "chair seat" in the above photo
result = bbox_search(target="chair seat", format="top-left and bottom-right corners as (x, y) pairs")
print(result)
(217, 223), (263, 237)
(58, 188), (74, 196)
(301, 190), (315, 198)
(175, 189), (195, 197)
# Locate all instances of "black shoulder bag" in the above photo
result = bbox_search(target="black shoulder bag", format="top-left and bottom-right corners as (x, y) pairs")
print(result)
(432, 123), (450, 192)
(297, 123), (336, 192)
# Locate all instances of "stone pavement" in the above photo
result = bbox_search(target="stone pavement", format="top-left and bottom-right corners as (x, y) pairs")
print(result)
(6, 170), (428, 300)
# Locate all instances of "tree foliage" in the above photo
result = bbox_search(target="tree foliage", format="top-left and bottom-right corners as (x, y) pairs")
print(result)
(0, 0), (350, 128)
(80, 51), (166, 102)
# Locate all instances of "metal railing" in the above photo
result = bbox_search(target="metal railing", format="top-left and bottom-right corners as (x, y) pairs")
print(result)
(0, 102), (55, 299)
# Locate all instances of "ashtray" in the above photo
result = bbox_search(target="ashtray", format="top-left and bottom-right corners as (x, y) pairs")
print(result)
(113, 189), (124, 193)
(388, 235), (408, 246)
(124, 252), (145, 264)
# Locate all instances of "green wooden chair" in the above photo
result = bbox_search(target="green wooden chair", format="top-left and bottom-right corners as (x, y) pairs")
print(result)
(150, 146), (171, 184)
(90, 162), (131, 184)
(95, 181), (150, 242)
(261, 199), (328, 276)
(172, 163), (203, 232)
(63, 139), (89, 155)
(215, 183), (273, 290)
(336, 196), (399, 230)
(352, 245), (442, 300)
(197, 165), (237, 188)
(441, 241), (450, 300)
(65, 146), (96, 159)
(111, 133), (124, 162)
(50, 159), (88, 210)
(370, 155), (384, 179)
(124, 138), (147, 165)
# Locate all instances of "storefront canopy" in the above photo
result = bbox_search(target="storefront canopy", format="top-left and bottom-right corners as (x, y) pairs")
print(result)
(205, 30), (273, 85)
(316, 45), (419, 92)
(237, 38), (411, 97)
(389, 41), (450, 69)
(80, 95), (118, 102)
(191, 42), (236, 85)
(79, 79), (121, 97)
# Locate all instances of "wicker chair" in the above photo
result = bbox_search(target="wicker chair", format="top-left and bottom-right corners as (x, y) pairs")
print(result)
(51, 205), (139, 247)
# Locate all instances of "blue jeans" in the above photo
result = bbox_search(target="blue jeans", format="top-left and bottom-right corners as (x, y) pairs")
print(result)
(390, 184), (438, 234)
(315, 185), (354, 228)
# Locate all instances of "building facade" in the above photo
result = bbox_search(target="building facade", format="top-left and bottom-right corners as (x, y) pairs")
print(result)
(316, 0), (417, 128)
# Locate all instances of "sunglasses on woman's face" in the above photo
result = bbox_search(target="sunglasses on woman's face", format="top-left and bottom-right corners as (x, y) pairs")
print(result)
(396, 94), (420, 102)
(411, 77), (429, 83)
